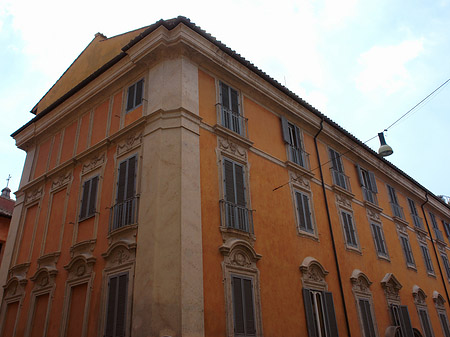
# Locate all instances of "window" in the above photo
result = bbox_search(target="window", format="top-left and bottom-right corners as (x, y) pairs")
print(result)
(105, 273), (128, 337)
(428, 212), (445, 241)
(418, 308), (434, 337)
(222, 158), (252, 233)
(370, 222), (388, 258)
(400, 234), (415, 267)
(356, 165), (378, 204)
(231, 275), (256, 337)
(126, 79), (144, 112)
(341, 210), (358, 248)
(420, 244), (434, 274)
(111, 155), (137, 231)
(407, 198), (423, 228)
(442, 220), (450, 238)
(79, 175), (99, 220)
(295, 190), (314, 234)
(329, 148), (349, 190)
(442, 254), (450, 281)
(219, 81), (245, 136)
(303, 288), (339, 337)
(358, 298), (377, 337)
(351, 271), (378, 337)
(390, 304), (415, 337)
(281, 117), (309, 168)
(387, 185), (405, 219)
(439, 312), (450, 337)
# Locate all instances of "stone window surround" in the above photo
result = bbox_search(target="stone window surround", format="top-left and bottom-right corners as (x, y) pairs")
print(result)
(413, 285), (435, 337)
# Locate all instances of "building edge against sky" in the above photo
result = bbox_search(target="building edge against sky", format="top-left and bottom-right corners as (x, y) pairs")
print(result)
(1, 16), (450, 337)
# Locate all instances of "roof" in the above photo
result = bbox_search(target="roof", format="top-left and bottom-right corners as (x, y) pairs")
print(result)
(0, 196), (15, 217)
(11, 16), (450, 211)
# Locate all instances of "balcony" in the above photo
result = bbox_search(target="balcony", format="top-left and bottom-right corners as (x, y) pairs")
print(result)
(390, 203), (405, 219)
(331, 169), (351, 191)
(219, 105), (248, 138)
(362, 187), (378, 205)
(109, 196), (139, 232)
(288, 145), (310, 170)
(411, 214), (424, 229)
(220, 200), (254, 234)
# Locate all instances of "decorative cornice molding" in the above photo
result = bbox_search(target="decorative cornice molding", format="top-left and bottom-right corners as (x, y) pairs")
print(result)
(25, 186), (43, 204)
(82, 152), (106, 174)
(299, 257), (329, 291)
(50, 171), (72, 191)
(381, 273), (402, 303)
(412, 285), (427, 306)
(218, 136), (247, 161)
(117, 131), (143, 157)
(350, 269), (373, 294)
(289, 171), (311, 191)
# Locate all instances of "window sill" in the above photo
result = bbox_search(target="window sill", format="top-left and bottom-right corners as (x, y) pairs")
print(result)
(107, 224), (138, 246)
(393, 216), (409, 227)
(406, 264), (417, 272)
(414, 226), (428, 236)
(364, 200), (383, 213)
(297, 229), (319, 242)
(377, 254), (391, 263)
(213, 124), (253, 148)
(345, 245), (362, 255)
(78, 213), (96, 223)
(426, 272), (437, 278)
(332, 184), (354, 199)
(286, 160), (314, 179)
(220, 226), (256, 243)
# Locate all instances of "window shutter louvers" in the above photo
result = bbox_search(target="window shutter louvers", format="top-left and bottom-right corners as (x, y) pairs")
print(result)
(232, 277), (245, 334)
(126, 85), (135, 111)
(230, 88), (239, 115)
(80, 180), (90, 219)
(135, 80), (143, 106)
(399, 305), (414, 337)
(368, 171), (378, 193)
(221, 82), (230, 110)
(359, 299), (376, 337)
(419, 309), (433, 337)
(439, 313), (450, 337)
(105, 277), (118, 337)
(234, 164), (246, 207)
(324, 291), (339, 337)
(117, 161), (127, 203)
(302, 288), (318, 337)
(88, 176), (98, 216)
(303, 194), (313, 231)
(296, 192), (306, 230)
(115, 274), (128, 337)
(126, 157), (136, 200)
(224, 159), (235, 204)
(281, 117), (291, 144)
(243, 279), (256, 335)
(356, 164), (364, 187)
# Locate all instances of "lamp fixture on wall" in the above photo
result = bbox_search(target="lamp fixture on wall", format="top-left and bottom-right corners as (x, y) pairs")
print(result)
(378, 132), (393, 157)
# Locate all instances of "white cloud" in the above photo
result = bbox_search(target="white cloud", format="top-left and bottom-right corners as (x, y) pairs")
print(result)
(354, 38), (424, 94)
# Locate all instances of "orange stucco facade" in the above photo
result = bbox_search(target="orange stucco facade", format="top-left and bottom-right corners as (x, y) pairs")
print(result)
(1, 17), (450, 337)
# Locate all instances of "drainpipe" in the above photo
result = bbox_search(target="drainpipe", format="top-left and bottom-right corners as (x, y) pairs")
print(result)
(420, 193), (450, 305)
(314, 118), (352, 337)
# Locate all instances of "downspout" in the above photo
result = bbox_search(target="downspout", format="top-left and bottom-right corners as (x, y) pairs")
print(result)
(314, 118), (352, 337)
(420, 192), (450, 305)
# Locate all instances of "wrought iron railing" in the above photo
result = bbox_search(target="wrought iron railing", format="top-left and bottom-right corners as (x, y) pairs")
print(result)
(362, 187), (378, 205)
(390, 203), (405, 219)
(331, 169), (351, 191)
(218, 105), (248, 138)
(220, 200), (254, 234)
(288, 145), (310, 170)
(109, 196), (139, 232)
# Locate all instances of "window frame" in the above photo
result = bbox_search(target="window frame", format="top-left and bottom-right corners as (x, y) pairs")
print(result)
(218, 81), (245, 136)
(281, 117), (309, 169)
(420, 244), (435, 275)
(125, 79), (144, 112)
(356, 165), (378, 205)
(231, 274), (257, 337)
(294, 189), (315, 235)
(370, 222), (389, 259)
(399, 233), (416, 268)
(79, 175), (99, 221)
(328, 148), (349, 191)
(340, 210), (360, 250)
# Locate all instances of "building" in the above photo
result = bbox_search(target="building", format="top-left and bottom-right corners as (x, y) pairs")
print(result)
(1, 16), (450, 337)
(0, 186), (14, 267)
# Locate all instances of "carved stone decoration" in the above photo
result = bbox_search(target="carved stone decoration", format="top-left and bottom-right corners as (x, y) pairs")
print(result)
(220, 238), (261, 270)
(299, 257), (329, 291)
(432, 291), (446, 309)
(416, 232), (427, 245)
(289, 172), (310, 190)
(412, 285), (427, 305)
(117, 132), (143, 156)
(218, 136), (247, 160)
(350, 269), (373, 294)
(70, 240), (96, 258)
(335, 193), (352, 210)
(366, 208), (381, 223)
(30, 268), (57, 291)
(437, 242), (447, 254)
(37, 252), (60, 271)
(381, 273), (402, 303)
(102, 240), (136, 269)
(82, 152), (106, 174)
(396, 222), (408, 235)
(3, 276), (27, 300)
(64, 254), (96, 281)
(26, 186), (43, 204)
(51, 171), (72, 191)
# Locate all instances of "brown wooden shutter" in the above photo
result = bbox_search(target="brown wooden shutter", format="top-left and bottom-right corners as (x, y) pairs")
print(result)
(117, 161), (127, 203)
(243, 278), (256, 335)
(126, 85), (135, 111)
(439, 313), (450, 337)
(399, 305), (414, 337)
(126, 157), (136, 200)
(224, 159), (235, 203)
(324, 291), (339, 337)
(115, 274), (128, 337)
(105, 276), (118, 337)
(302, 288), (317, 337)
(232, 276), (245, 334)
(234, 164), (246, 207)
(281, 117), (291, 144)
(88, 176), (99, 216)
(80, 179), (90, 219)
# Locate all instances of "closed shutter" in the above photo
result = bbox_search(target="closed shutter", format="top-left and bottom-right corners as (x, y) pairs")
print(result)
(80, 179), (91, 219)
(126, 157), (136, 200)
(342, 212), (352, 244)
(126, 85), (135, 111)
(135, 80), (143, 107)
(115, 274), (128, 337)
(399, 305), (414, 337)
(303, 194), (313, 232)
(329, 149), (342, 172)
(439, 313), (450, 337)
(419, 309), (433, 337)
(234, 164), (246, 207)
(359, 299), (376, 337)
(356, 164), (364, 187)
(243, 279), (256, 335)
(230, 88), (239, 115)
(388, 185), (398, 204)
(88, 176), (99, 216)
(232, 276), (245, 335)
(368, 171), (378, 193)
(296, 192), (306, 230)
(105, 274), (128, 337)
(324, 291), (339, 337)
(302, 288), (318, 337)
(224, 159), (236, 204)
(105, 276), (118, 337)
(117, 161), (127, 203)
(442, 255), (450, 279)
(281, 116), (291, 144)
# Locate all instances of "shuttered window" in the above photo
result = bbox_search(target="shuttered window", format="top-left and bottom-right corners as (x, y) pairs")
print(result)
(358, 298), (376, 337)
(442, 220), (450, 238)
(295, 191), (313, 233)
(105, 273), (128, 337)
(420, 245), (434, 274)
(232, 275), (256, 336)
(439, 313), (450, 337)
(356, 165), (378, 204)
(441, 254), (450, 280)
(303, 288), (339, 337)
(418, 309), (434, 337)
(391, 304), (414, 337)
(329, 149), (347, 190)
(79, 176), (99, 220)
(126, 79), (144, 112)
(281, 117), (306, 167)
(341, 211), (358, 248)
(220, 82), (242, 135)
(400, 234), (415, 267)
(371, 223), (388, 257)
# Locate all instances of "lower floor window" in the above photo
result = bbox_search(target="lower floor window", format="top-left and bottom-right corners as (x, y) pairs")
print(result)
(418, 308), (434, 337)
(390, 304), (414, 337)
(105, 273), (129, 337)
(439, 312), (450, 337)
(358, 298), (377, 337)
(303, 288), (339, 337)
(232, 275), (256, 336)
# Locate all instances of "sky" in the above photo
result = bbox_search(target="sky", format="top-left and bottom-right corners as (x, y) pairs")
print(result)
(0, 0), (449, 199)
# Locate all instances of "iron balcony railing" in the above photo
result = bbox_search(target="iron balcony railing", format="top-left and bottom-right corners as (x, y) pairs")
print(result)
(330, 169), (351, 192)
(362, 187), (378, 205)
(217, 105), (249, 138)
(220, 200), (254, 234)
(288, 145), (311, 170)
(109, 196), (139, 232)
(435, 228), (446, 242)
(390, 202), (405, 219)
(411, 214), (424, 229)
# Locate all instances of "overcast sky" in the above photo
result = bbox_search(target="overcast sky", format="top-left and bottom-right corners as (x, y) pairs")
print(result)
(1, 0), (449, 199)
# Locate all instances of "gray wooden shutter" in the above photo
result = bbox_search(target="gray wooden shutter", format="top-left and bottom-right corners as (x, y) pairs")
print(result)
(399, 305), (414, 337)
(303, 194), (313, 232)
(439, 313), (450, 337)
(117, 161), (127, 203)
(224, 159), (235, 203)
(243, 278), (256, 335)
(232, 277), (245, 334)
(294, 125), (301, 148)
(368, 171), (378, 193)
(359, 299), (376, 337)
(230, 88), (239, 115)
(88, 176), (99, 216)
(302, 288), (317, 337)
(296, 192), (306, 230)
(115, 274), (128, 337)
(221, 82), (229, 110)
(355, 164), (364, 186)
(234, 164), (246, 207)
(324, 291), (339, 337)
(135, 80), (143, 106)
(126, 85), (135, 111)
(126, 157), (136, 200)
(281, 116), (291, 144)
(80, 179), (90, 219)
(105, 276), (118, 337)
